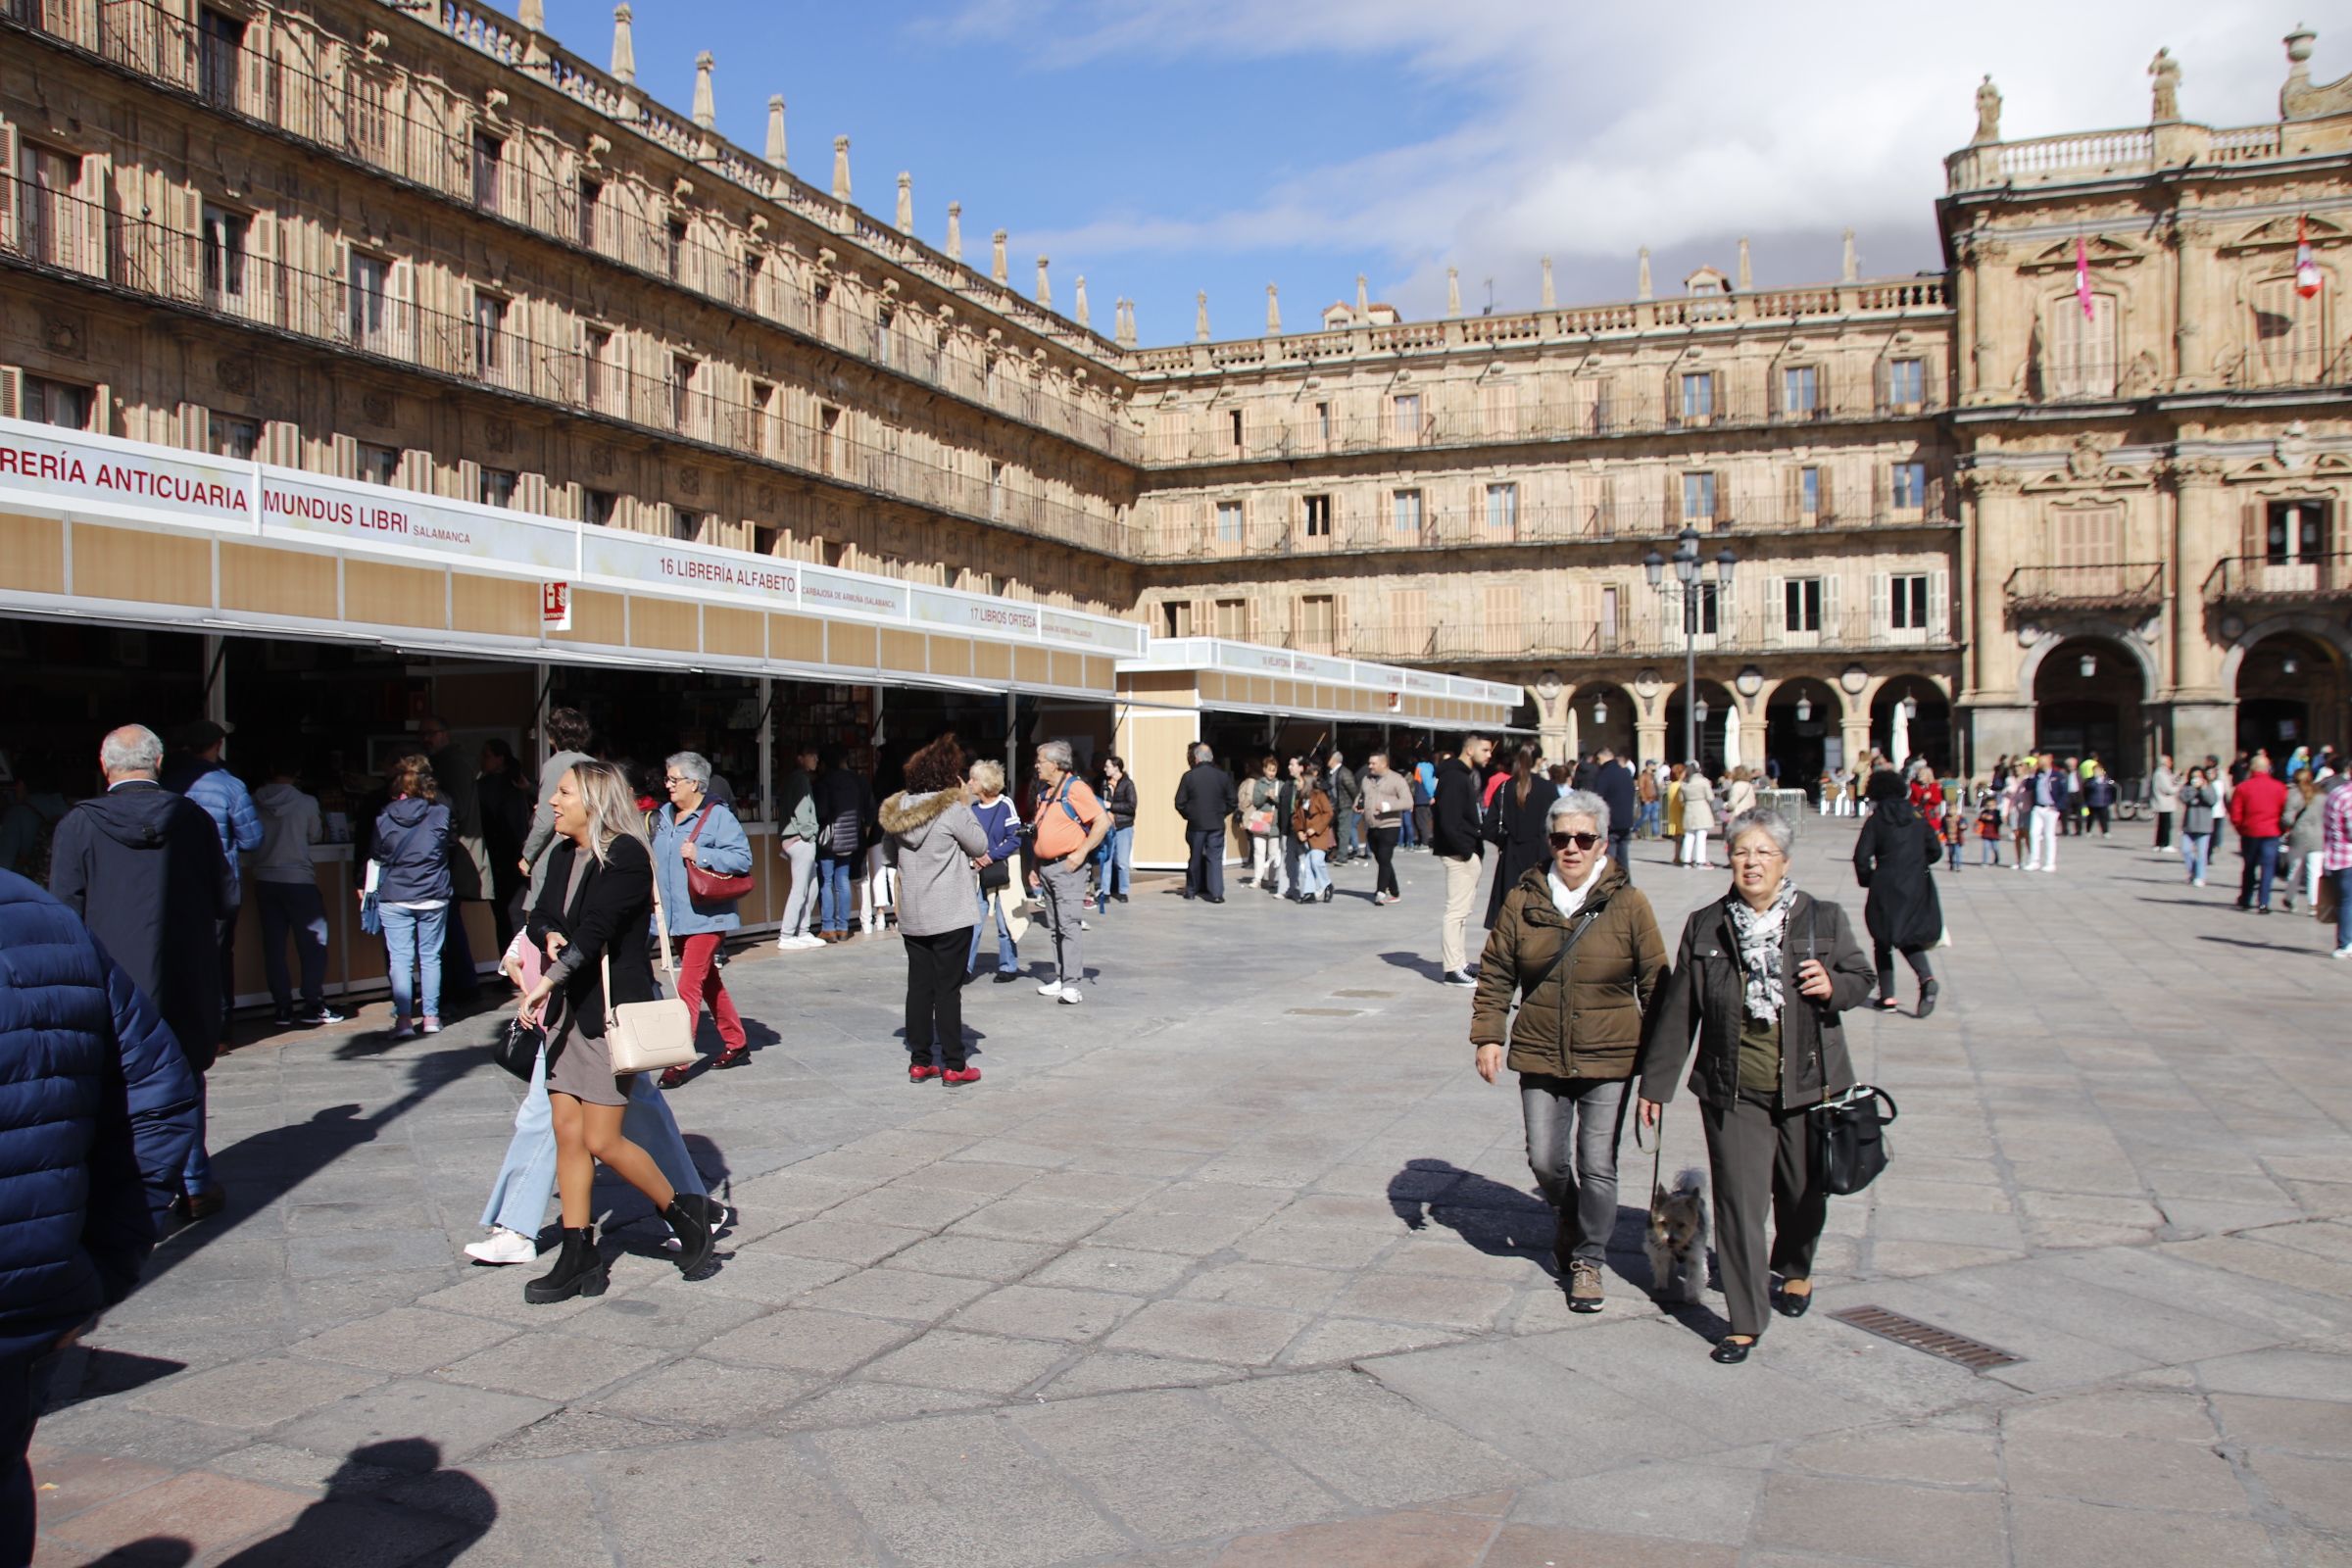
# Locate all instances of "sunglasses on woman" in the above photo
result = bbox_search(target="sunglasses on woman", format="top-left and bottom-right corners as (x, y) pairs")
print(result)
(1547, 831), (1602, 852)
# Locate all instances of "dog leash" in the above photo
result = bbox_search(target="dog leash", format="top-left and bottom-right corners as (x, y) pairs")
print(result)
(1634, 1097), (1666, 1199)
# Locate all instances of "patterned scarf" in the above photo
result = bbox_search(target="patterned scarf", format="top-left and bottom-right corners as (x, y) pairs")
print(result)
(1727, 876), (1799, 1024)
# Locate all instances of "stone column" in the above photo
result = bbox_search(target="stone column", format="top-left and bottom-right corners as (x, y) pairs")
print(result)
(2166, 452), (2235, 760)
(1954, 247), (1979, 400)
(2172, 215), (2211, 390)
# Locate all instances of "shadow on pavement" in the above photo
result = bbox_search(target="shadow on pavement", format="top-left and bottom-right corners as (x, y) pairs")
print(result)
(214, 1439), (494, 1567)
(1386, 1159), (1552, 1265)
(142, 1045), (482, 1291)
(1377, 952), (1449, 982)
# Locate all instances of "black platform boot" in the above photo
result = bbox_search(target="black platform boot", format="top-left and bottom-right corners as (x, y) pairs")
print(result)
(523, 1226), (607, 1304)
(665, 1199), (715, 1276)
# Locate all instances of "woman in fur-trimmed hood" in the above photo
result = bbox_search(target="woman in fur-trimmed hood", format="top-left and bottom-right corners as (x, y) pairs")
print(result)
(880, 735), (992, 1084)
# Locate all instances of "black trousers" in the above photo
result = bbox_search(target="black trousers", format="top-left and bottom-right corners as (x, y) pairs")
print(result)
(903, 926), (973, 1069)
(0, 1351), (56, 1568)
(1701, 1092), (1829, 1339)
(2154, 810), (2174, 850)
(1874, 943), (1934, 998)
(2089, 806), (2110, 834)
(1367, 826), (1400, 897)
(1185, 827), (1225, 899)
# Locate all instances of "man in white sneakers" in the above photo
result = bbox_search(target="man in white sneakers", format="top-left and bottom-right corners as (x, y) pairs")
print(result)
(1028, 741), (1108, 1004)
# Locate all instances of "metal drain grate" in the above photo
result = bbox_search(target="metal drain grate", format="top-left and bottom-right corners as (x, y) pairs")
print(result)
(1830, 1306), (2024, 1370)
(1331, 989), (1395, 999)
(1285, 1006), (1364, 1017)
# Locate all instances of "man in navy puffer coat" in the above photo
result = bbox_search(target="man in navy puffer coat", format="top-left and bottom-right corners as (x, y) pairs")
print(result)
(0, 868), (199, 1564)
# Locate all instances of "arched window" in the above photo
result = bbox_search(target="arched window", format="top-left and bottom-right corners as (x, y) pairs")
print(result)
(2044, 292), (2118, 399)
(2250, 275), (2326, 386)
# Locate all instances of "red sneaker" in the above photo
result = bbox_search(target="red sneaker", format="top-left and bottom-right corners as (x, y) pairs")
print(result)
(908, 1062), (941, 1083)
(942, 1066), (983, 1086)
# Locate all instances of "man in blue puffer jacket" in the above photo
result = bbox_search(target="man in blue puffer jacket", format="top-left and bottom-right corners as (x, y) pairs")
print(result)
(0, 868), (200, 1564)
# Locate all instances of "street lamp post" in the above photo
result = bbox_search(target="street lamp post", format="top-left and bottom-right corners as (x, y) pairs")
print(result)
(1645, 527), (1737, 767)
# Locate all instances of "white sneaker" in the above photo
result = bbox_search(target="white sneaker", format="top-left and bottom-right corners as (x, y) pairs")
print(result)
(2042, 865), (2058, 874)
(2334, 945), (2352, 959)
(1057, 987), (1084, 1005)
(2193, 877), (2207, 887)
(464, 1227), (539, 1265)
(1038, 979), (1065, 997)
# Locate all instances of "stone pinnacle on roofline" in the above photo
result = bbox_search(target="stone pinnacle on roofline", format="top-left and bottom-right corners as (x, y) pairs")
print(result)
(692, 51), (715, 130)
(610, 3), (634, 85)
(896, 173), (912, 235)
(991, 229), (1007, 284)
(1037, 256), (1052, 309)
(1266, 283), (1280, 335)
(946, 202), (962, 261)
(832, 135), (851, 202)
(1075, 275), (1090, 329)
(1541, 257), (1555, 310)
(1446, 267), (1461, 318)
(1842, 227), (1858, 283)
(1196, 290), (1209, 342)
(764, 95), (786, 169)
(1738, 237), (1751, 290)
(1637, 246), (1652, 301)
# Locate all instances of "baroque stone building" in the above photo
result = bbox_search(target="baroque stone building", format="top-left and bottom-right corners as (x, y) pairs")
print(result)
(3, 0), (2349, 783)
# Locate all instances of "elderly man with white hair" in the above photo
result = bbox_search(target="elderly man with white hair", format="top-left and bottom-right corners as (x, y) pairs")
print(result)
(49, 724), (236, 1221)
(1027, 740), (1108, 1004)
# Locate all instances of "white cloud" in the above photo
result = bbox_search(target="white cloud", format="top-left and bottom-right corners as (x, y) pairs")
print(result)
(988, 0), (2317, 318)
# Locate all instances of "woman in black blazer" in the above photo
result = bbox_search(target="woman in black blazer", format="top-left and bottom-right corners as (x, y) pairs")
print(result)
(1485, 744), (1561, 926)
(517, 760), (715, 1302)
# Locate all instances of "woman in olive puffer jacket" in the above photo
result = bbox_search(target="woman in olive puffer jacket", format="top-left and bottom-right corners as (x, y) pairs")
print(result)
(1469, 789), (1669, 1315)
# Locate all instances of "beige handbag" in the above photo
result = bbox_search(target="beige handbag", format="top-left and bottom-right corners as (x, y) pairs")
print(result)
(602, 874), (697, 1074)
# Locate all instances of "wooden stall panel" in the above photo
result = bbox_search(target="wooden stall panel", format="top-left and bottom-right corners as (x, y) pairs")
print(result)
(551, 588), (625, 646)
(705, 606), (763, 660)
(345, 559), (449, 631)
(629, 595), (699, 653)
(880, 628), (926, 675)
(928, 636), (972, 678)
(220, 542), (334, 620)
(0, 512), (66, 594)
(828, 622), (878, 671)
(973, 641), (1010, 682)
(74, 522), (211, 607)
(1013, 647), (1049, 688)
(451, 571), (540, 638)
(769, 613), (825, 665)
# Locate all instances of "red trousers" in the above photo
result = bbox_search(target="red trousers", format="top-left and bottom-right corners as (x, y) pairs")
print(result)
(676, 932), (747, 1055)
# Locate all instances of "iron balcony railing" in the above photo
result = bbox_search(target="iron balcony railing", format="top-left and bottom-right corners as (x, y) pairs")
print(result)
(0, 172), (1131, 557)
(2002, 563), (2166, 610)
(0, 0), (1139, 463)
(2203, 554), (2352, 601)
(1285, 612), (1952, 666)
(1135, 487), (1955, 563)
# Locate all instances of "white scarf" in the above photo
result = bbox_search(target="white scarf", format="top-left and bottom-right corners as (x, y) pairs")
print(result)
(1545, 858), (1608, 919)
(1728, 876), (1799, 1024)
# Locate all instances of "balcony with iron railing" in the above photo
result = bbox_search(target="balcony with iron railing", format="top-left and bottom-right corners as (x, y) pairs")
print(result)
(1134, 486), (1955, 564)
(1152, 380), (1946, 467)
(2001, 563), (2167, 612)
(0, 173), (1133, 557)
(1281, 612), (1953, 667)
(2203, 554), (2352, 602)
(0, 0), (1140, 462)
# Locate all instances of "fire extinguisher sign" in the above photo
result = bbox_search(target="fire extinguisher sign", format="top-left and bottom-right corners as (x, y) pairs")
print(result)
(542, 581), (571, 631)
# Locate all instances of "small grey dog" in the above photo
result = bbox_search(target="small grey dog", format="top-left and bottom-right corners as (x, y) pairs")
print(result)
(1645, 1166), (1710, 1304)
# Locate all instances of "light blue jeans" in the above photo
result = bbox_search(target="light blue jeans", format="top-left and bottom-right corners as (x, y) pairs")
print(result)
(817, 854), (855, 933)
(379, 903), (447, 1020)
(968, 886), (1019, 974)
(1296, 847), (1332, 899)
(480, 1043), (707, 1236)
(2182, 831), (2211, 883)
(1097, 826), (1133, 904)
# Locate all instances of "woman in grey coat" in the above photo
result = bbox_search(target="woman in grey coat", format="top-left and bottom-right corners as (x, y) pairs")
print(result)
(879, 734), (991, 1085)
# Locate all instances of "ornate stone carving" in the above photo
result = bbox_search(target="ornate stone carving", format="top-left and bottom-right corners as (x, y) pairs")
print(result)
(2148, 48), (2181, 122)
(2118, 350), (2159, 398)
(360, 388), (394, 426)
(1972, 76), (2002, 145)
(213, 354), (252, 396)
(484, 416), (514, 454)
(43, 313), (85, 358)
(2067, 433), (2113, 480)
(592, 444), (614, 476)
(678, 466), (701, 497)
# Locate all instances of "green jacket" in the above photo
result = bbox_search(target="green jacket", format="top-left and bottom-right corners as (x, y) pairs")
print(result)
(1470, 860), (1668, 1080)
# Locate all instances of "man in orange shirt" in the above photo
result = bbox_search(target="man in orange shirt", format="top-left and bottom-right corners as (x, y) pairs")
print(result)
(1029, 740), (1108, 1004)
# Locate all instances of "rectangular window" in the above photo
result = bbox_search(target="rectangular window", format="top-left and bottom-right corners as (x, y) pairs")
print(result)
(665, 219), (688, 281)
(1887, 357), (1925, 408)
(1228, 409), (1244, 450)
(581, 327), (611, 409)
(1297, 594), (1335, 652)
(1315, 402), (1331, 445)
(669, 355), (695, 430)
(1781, 365), (1817, 417)
(1784, 577), (1823, 633)
(584, 488), (615, 527)
(1393, 488), (1423, 536)
(1213, 598), (1248, 640)
(818, 405), (841, 473)
(1690, 582), (1722, 636)
(1800, 466), (1822, 516)
(23, 375), (93, 430)
(672, 509), (703, 542)
(471, 131), (504, 213)
(2266, 500), (2328, 564)
(208, 414), (258, 460)
(348, 252), (390, 349)
(988, 462), (1005, 521)
(577, 177), (602, 250)
(747, 381), (773, 456)
(479, 467), (517, 508)
(197, 7), (245, 109)
(1600, 584), (1620, 647)
(472, 292), (508, 375)
(1392, 393), (1421, 439)
(1214, 501), (1245, 544)
(1889, 572), (1930, 630)
(1682, 471), (1718, 525)
(1161, 600), (1195, 638)
(1302, 494), (1332, 537)
(200, 204), (250, 304)
(356, 441), (400, 486)
(1679, 371), (1714, 422)
(874, 308), (895, 366)
(1890, 462), (1927, 510)
(22, 144), (80, 270)
(1485, 482), (1519, 534)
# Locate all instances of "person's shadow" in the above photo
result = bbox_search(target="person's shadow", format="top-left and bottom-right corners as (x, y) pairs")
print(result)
(213, 1439), (494, 1566)
(1386, 1159), (1553, 1264)
(1378, 952), (1449, 982)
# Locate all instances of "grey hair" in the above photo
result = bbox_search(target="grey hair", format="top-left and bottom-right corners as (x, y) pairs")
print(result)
(1725, 807), (1795, 857)
(1547, 788), (1610, 838)
(1038, 740), (1074, 771)
(664, 751), (711, 787)
(101, 725), (165, 777)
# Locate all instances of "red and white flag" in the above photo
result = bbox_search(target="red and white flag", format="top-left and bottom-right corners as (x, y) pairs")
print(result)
(2296, 214), (2323, 300)
(2075, 237), (2095, 319)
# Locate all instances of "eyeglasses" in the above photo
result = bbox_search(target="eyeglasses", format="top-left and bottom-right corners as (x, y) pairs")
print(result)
(1547, 832), (1601, 852)
(1729, 846), (1785, 861)
(662, 775), (691, 787)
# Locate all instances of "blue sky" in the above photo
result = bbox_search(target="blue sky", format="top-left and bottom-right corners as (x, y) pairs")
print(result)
(540, 1), (2322, 343)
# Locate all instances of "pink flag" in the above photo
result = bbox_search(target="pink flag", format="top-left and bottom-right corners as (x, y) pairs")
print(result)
(2296, 214), (2322, 300)
(2075, 237), (2095, 319)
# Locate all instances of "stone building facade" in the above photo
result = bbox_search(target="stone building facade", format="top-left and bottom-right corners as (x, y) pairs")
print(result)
(4, 1), (2349, 782)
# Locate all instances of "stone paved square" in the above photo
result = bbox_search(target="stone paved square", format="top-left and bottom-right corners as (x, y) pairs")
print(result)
(27, 828), (2352, 1564)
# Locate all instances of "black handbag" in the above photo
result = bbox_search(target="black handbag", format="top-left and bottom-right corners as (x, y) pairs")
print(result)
(494, 1014), (547, 1082)
(1811, 1085), (1897, 1195)
(979, 857), (1011, 892)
